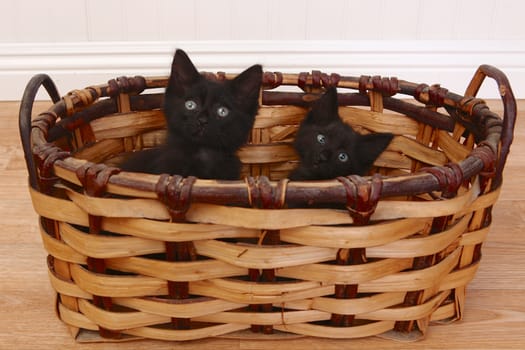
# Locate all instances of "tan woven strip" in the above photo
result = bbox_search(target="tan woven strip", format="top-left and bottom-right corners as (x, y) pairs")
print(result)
(456, 184), (501, 217)
(280, 217), (429, 249)
(125, 323), (250, 342)
(274, 320), (395, 339)
(78, 299), (170, 330)
(358, 248), (461, 293)
(193, 239), (337, 269)
(48, 266), (92, 299)
(58, 303), (98, 331)
(74, 139), (125, 163)
(439, 261), (480, 291)
(102, 217), (259, 242)
(194, 310), (329, 326)
(358, 290), (450, 321)
(252, 106), (306, 128)
(207, 277), (321, 296)
(437, 130), (472, 163)
(367, 214), (471, 258)
(64, 188), (170, 220)
(388, 136), (448, 166)
(30, 187), (89, 226)
(459, 226), (490, 246)
(190, 280), (334, 305)
(373, 184), (480, 220)
(106, 257), (247, 282)
(339, 107), (419, 136)
(308, 292), (407, 315)
(277, 258), (414, 285)
(112, 297), (246, 319)
(69, 264), (167, 297)
(59, 222), (165, 258)
(237, 144), (297, 164)
(228, 310), (331, 326)
(90, 110), (165, 140)
(186, 204), (354, 229)
(430, 302), (457, 322)
(40, 223), (87, 264)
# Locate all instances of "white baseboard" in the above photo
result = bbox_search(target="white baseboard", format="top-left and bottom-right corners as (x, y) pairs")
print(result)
(1, 40), (524, 101)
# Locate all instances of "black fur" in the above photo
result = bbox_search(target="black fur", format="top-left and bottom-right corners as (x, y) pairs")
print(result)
(290, 87), (394, 180)
(121, 49), (262, 179)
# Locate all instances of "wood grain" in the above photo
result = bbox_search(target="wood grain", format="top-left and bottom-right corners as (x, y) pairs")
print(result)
(1, 100), (524, 349)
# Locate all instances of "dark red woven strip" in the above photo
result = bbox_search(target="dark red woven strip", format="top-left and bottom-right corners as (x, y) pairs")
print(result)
(263, 71), (283, 89)
(330, 175), (383, 327)
(107, 76), (146, 97)
(337, 174), (383, 225)
(247, 176), (288, 334)
(155, 175), (197, 330)
(34, 143), (70, 194)
(320, 73), (341, 88)
(298, 72), (308, 91)
(420, 163), (463, 199)
(75, 162), (121, 339)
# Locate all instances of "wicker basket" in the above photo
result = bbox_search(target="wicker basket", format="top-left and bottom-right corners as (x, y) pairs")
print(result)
(19, 65), (516, 343)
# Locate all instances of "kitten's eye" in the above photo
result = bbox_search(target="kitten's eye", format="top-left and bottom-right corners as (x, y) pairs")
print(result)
(216, 106), (229, 118)
(185, 100), (197, 111)
(316, 134), (326, 144)
(338, 152), (349, 162)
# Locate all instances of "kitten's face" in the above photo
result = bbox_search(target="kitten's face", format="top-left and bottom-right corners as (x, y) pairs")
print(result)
(164, 49), (262, 151)
(292, 87), (394, 180)
(294, 118), (363, 179)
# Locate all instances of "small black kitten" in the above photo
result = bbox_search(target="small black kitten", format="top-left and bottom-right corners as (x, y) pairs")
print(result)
(290, 87), (394, 180)
(121, 49), (262, 179)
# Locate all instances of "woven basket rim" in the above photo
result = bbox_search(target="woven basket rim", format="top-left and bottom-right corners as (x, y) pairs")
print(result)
(26, 67), (515, 209)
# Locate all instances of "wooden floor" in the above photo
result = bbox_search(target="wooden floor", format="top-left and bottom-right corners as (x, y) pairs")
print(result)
(1, 99), (524, 350)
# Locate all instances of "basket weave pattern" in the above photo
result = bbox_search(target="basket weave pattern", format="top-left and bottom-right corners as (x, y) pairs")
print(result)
(20, 66), (516, 342)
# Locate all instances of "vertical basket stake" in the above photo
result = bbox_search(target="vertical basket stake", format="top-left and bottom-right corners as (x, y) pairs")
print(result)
(246, 177), (288, 334)
(333, 175), (382, 327)
(75, 163), (121, 339)
(155, 175), (197, 330)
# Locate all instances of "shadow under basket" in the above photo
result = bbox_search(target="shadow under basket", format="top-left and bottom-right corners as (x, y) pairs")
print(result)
(19, 66), (516, 343)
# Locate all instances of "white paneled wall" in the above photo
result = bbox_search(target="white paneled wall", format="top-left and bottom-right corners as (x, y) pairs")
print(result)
(0, 0), (524, 99)
(2, 0), (524, 42)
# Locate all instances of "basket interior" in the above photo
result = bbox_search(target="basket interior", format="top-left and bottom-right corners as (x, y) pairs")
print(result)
(61, 79), (475, 185)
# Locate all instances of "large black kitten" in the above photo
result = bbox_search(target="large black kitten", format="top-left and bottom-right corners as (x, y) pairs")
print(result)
(290, 87), (394, 180)
(121, 49), (262, 179)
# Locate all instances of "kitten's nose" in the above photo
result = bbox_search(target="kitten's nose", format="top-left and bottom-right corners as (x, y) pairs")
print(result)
(319, 150), (330, 162)
(198, 116), (208, 125)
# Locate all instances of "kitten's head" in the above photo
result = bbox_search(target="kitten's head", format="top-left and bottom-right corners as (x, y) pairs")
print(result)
(291, 87), (394, 180)
(164, 49), (262, 151)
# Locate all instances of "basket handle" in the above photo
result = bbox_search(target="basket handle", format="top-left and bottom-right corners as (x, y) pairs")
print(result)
(464, 64), (517, 186)
(18, 74), (61, 190)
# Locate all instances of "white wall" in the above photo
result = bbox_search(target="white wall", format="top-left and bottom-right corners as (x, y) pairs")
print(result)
(2, 0), (524, 42)
(1, 0), (524, 99)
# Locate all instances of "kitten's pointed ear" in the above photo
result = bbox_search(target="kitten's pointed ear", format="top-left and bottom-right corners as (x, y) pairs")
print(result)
(167, 49), (201, 95)
(308, 86), (340, 123)
(357, 132), (395, 168)
(230, 64), (263, 106)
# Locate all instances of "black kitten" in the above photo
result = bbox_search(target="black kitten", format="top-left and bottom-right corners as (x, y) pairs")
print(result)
(121, 49), (262, 179)
(290, 87), (394, 180)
